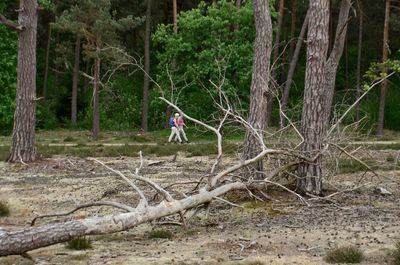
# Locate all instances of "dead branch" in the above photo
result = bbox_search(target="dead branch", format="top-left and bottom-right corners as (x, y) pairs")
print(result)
(91, 158), (148, 208)
(329, 143), (380, 178)
(31, 201), (135, 226)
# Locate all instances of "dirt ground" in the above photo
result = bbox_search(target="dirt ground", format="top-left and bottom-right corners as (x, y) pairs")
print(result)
(0, 151), (399, 265)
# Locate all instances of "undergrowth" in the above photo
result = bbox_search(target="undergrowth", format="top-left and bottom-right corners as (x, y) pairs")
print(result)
(148, 229), (173, 239)
(324, 246), (364, 264)
(66, 237), (92, 250)
(389, 241), (400, 265)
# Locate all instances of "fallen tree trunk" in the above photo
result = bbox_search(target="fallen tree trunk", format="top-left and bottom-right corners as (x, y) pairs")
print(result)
(0, 182), (245, 256)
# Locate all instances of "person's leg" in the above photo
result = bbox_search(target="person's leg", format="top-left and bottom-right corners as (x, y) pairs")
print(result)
(175, 127), (182, 142)
(168, 128), (175, 142)
(179, 126), (188, 141)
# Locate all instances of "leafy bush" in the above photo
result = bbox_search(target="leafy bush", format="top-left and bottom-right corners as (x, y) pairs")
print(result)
(66, 237), (92, 250)
(324, 246), (364, 264)
(0, 27), (17, 135)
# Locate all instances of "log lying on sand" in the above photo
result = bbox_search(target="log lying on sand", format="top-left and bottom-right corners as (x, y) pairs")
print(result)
(0, 182), (245, 256)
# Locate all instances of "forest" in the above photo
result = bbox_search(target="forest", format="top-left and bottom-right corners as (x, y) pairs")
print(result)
(1, 0), (400, 264)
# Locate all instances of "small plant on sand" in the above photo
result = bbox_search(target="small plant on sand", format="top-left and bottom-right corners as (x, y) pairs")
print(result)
(325, 246), (364, 263)
(388, 241), (400, 265)
(66, 237), (92, 250)
(0, 201), (10, 217)
(148, 229), (173, 239)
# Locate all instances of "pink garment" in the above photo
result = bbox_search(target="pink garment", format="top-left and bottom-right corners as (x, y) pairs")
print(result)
(177, 117), (185, 126)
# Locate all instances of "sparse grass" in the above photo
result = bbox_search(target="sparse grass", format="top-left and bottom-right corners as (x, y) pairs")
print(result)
(237, 260), (266, 265)
(387, 154), (396, 162)
(243, 200), (283, 216)
(388, 241), (400, 265)
(330, 158), (380, 174)
(0, 257), (34, 265)
(148, 229), (173, 239)
(0, 146), (9, 161)
(0, 201), (10, 217)
(70, 253), (89, 261)
(324, 246), (364, 264)
(66, 237), (92, 250)
(63, 136), (76, 142)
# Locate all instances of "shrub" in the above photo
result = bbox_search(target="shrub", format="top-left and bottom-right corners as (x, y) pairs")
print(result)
(0, 201), (10, 217)
(389, 242), (400, 265)
(324, 246), (364, 264)
(66, 237), (92, 250)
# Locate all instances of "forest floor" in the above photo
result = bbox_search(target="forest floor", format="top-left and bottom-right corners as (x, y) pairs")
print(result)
(0, 146), (400, 265)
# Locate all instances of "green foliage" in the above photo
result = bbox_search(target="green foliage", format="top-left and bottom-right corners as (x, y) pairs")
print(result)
(388, 241), (400, 265)
(36, 102), (59, 130)
(148, 229), (173, 239)
(324, 246), (364, 264)
(0, 201), (10, 217)
(364, 60), (400, 87)
(153, 0), (276, 121)
(0, 26), (17, 135)
(66, 237), (92, 250)
(39, 0), (54, 10)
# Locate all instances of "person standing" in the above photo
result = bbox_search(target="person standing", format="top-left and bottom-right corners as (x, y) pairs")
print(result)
(168, 113), (182, 143)
(175, 113), (189, 143)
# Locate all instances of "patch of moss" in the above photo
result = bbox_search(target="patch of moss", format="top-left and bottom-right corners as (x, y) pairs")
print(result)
(324, 246), (364, 264)
(243, 201), (282, 216)
(148, 229), (173, 239)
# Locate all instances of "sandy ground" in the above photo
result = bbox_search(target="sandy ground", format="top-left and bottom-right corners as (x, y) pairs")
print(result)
(0, 152), (399, 265)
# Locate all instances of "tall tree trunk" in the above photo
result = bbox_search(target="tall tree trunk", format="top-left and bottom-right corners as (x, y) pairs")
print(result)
(297, 0), (351, 195)
(71, 36), (80, 126)
(266, 0), (285, 126)
(243, 0), (272, 180)
(356, 1), (363, 121)
(8, 0), (38, 163)
(297, 0), (330, 195)
(141, 0), (152, 132)
(377, 0), (390, 137)
(289, 0), (297, 58)
(42, 23), (51, 101)
(235, 0), (241, 8)
(322, 0), (351, 123)
(167, 0), (178, 127)
(280, 9), (309, 128)
(92, 46), (101, 140)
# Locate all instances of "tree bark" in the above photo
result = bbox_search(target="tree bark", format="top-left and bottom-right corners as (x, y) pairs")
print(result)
(289, 0), (297, 58)
(322, 0), (351, 124)
(280, 9), (309, 128)
(42, 23), (51, 101)
(297, 0), (330, 195)
(297, 0), (351, 195)
(356, 1), (363, 122)
(266, 0), (285, 126)
(71, 36), (81, 126)
(92, 46), (100, 140)
(377, 0), (390, 137)
(0, 182), (245, 256)
(8, 0), (38, 163)
(141, 0), (152, 132)
(243, 0), (272, 180)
